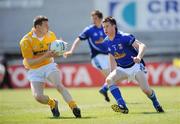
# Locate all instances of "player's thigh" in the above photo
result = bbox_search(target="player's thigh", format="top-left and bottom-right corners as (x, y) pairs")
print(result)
(46, 71), (64, 88)
(30, 81), (44, 96)
(135, 71), (150, 91)
(107, 68), (128, 83)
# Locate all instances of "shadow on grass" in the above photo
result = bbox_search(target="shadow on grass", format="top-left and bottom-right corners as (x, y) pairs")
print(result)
(131, 111), (165, 115)
(47, 116), (97, 120)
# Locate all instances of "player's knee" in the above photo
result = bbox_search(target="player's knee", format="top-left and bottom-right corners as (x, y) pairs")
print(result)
(105, 77), (110, 84)
(106, 77), (114, 85)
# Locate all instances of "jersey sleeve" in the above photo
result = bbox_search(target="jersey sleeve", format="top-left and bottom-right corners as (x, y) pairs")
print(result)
(122, 33), (136, 46)
(19, 39), (33, 58)
(78, 26), (90, 40)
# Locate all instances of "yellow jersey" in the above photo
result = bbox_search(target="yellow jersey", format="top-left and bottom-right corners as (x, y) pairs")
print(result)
(20, 30), (57, 69)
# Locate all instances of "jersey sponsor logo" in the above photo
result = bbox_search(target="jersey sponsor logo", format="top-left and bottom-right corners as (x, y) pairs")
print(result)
(89, 38), (105, 52)
(33, 50), (48, 55)
(95, 37), (104, 44)
(114, 52), (126, 59)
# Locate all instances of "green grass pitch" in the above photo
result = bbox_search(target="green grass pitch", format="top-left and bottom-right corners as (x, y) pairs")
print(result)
(0, 87), (180, 124)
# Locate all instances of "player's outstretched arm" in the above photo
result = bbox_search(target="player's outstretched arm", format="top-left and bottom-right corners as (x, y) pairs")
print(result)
(63, 37), (81, 58)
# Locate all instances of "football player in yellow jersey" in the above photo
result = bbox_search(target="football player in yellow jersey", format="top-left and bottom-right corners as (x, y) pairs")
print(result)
(19, 15), (81, 118)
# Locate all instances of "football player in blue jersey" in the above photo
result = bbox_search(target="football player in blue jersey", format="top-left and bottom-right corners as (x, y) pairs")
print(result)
(64, 10), (110, 102)
(102, 16), (164, 113)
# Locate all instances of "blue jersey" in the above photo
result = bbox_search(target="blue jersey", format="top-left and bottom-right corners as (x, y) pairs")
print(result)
(103, 31), (145, 68)
(79, 25), (108, 58)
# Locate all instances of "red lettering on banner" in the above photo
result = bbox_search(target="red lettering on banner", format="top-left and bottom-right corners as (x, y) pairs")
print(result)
(147, 64), (165, 85)
(8, 62), (180, 88)
(61, 66), (76, 86)
(57, 65), (93, 87)
(73, 67), (92, 86)
(147, 63), (180, 86)
(59, 64), (103, 87)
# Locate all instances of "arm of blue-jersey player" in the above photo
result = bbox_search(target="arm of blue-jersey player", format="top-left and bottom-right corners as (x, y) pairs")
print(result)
(132, 40), (146, 63)
(63, 37), (81, 58)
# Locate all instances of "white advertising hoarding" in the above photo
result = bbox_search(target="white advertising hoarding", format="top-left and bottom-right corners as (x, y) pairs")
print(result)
(95, 0), (180, 31)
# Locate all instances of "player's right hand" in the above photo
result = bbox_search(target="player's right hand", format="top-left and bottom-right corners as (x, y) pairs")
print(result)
(45, 51), (58, 58)
(63, 51), (73, 58)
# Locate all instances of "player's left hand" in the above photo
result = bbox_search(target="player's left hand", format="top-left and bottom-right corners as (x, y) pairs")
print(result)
(131, 56), (141, 63)
(63, 51), (73, 58)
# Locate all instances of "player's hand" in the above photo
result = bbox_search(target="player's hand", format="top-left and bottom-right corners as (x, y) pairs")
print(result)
(131, 56), (141, 63)
(63, 51), (73, 58)
(45, 51), (59, 58)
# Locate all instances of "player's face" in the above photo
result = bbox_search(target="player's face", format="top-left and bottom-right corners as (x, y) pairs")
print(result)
(91, 15), (101, 26)
(38, 21), (49, 35)
(103, 22), (115, 37)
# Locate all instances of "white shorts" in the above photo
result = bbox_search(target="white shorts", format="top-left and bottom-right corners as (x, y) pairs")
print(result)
(27, 63), (59, 83)
(91, 54), (109, 70)
(117, 63), (147, 81)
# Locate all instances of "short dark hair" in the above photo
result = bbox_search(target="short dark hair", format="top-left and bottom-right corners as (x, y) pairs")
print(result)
(33, 15), (48, 28)
(91, 10), (103, 19)
(103, 16), (118, 32)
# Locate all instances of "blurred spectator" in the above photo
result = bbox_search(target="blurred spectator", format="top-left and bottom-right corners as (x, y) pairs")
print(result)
(0, 54), (13, 89)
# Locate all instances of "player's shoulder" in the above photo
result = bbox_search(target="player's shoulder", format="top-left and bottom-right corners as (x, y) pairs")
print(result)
(117, 31), (134, 39)
(47, 31), (56, 37)
(117, 31), (133, 37)
(117, 31), (135, 43)
(88, 24), (95, 29)
(84, 25), (95, 31)
(48, 30), (55, 35)
(20, 31), (33, 44)
(45, 31), (57, 40)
